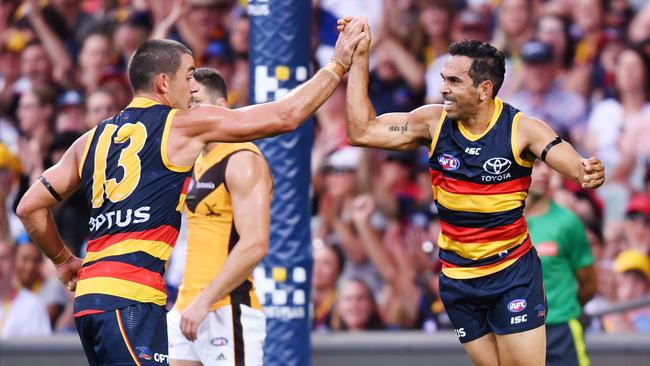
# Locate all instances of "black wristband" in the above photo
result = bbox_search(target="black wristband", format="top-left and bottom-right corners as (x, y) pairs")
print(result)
(39, 175), (63, 202)
(541, 136), (563, 162)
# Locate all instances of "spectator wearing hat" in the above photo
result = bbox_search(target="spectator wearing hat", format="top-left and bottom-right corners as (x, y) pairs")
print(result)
(507, 40), (588, 146)
(603, 249), (650, 333)
(620, 194), (650, 255)
(55, 89), (86, 133)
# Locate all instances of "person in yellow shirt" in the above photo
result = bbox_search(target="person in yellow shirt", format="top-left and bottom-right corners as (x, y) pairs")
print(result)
(167, 67), (272, 366)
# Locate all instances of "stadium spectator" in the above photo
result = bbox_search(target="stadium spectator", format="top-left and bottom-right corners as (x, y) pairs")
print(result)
(508, 40), (588, 144)
(13, 239), (67, 327)
(569, 0), (606, 97)
(17, 42), (57, 93)
(620, 194), (650, 254)
(587, 46), (648, 175)
(316, 147), (383, 296)
(0, 240), (51, 339)
(312, 241), (345, 332)
(604, 249), (650, 333)
(77, 30), (116, 93)
(16, 85), (56, 184)
(416, 0), (453, 67)
(424, 7), (491, 103)
(491, 0), (534, 58)
(351, 194), (421, 329)
(84, 87), (119, 129)
(329, 277), (385, 331)
(54, 89), (85, 133)
(368, 38), (425, 115)
(536, 14), (575, 71)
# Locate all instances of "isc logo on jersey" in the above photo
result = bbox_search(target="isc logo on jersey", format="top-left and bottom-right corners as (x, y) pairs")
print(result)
(465, 147), (482, 155)
(438, 154), (460, 171)
(481, 157), (512, 182)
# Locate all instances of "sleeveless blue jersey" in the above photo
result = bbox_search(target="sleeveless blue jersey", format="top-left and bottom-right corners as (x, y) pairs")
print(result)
(429, 97), (534, 279)
(75, 97), (192, 316)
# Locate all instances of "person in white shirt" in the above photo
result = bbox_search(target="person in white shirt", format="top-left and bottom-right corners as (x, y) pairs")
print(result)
(0, 240), (51, 339)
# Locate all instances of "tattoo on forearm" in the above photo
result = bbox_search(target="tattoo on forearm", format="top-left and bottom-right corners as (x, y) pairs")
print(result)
(388, 122), (408, 135)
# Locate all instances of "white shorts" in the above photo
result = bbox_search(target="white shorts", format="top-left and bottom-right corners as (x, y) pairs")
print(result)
(167, 304), (266, 365)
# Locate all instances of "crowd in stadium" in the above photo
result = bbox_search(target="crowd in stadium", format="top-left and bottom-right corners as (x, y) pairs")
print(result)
(0, 0), (650, 339)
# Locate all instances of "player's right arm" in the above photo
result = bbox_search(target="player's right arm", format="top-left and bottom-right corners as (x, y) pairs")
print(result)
(345, 23), (438, 151)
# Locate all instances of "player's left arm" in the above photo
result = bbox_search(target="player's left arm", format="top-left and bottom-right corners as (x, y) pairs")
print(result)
(16, 131), (92, 290)
(180, 150), (272, 341)
(518, 115), (605, 189)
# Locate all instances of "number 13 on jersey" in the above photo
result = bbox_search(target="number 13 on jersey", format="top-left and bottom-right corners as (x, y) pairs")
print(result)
(92, 122), (147, 208)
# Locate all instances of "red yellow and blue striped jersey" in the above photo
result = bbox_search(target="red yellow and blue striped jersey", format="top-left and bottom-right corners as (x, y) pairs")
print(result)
(75, 97), (192, 316)
(429, 97), (534, 279)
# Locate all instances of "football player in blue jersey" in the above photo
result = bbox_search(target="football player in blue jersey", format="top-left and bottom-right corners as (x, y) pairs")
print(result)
(16, 16), (367, 366)
(338, 18), (604, 366)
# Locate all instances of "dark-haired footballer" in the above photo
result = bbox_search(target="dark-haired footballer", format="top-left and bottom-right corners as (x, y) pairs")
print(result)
(339, 18), (605, 366)
(16, 16), (366, 366)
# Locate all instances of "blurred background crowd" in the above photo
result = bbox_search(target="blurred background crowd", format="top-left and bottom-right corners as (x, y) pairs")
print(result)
(0, 0), (650, 340)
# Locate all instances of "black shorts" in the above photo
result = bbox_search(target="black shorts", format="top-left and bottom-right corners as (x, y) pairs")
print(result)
(546, 319), (589, 366)
(75, 302), (168, 366)
(440, 247), (547, 343)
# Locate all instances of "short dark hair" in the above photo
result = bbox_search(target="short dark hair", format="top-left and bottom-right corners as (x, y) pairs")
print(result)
(127, 39), (192, 93)
(448, 40), (506, 98)
(193, 67), (228, 100)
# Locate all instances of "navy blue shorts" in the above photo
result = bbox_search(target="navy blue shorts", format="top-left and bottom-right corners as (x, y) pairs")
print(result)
(440, 247), (547, 343)
(75, 302), (168, 366)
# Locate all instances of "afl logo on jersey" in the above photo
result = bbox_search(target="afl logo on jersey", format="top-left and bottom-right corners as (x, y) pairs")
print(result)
(438, 154), (460, 171)
(483, 157), (512, 175)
